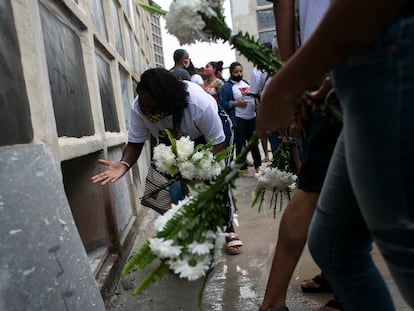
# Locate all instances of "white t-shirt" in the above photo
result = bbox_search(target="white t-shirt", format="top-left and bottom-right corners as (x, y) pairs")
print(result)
(191, 74), (204, 86)
(249, 67), (271, 98)
(299, 0), (330, 43)
(128, 81), (224, 144)
(231, 80), (257, 120)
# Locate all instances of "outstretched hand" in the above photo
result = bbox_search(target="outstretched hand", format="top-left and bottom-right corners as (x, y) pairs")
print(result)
(91, 159), (128, 185)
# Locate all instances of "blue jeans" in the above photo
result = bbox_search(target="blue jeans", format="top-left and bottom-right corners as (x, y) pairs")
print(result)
(268, 132), (282, 154)
(308, 12), (414, 310)
(169, 181), (187, 204)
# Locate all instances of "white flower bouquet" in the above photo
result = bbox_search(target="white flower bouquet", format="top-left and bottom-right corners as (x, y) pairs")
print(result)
(122, 132), (256, 310)
(152, 132), (226, 183)
(251, 141), (297, 217)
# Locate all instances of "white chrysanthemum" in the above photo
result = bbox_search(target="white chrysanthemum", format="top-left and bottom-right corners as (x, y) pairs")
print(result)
(149, 238), (182, 259)
(196, 160), (213, 180)
(255, 167), (297, 191)
(153, 197), (192, 232)
(168, 254), (211, 281)
(165, 1), (207, 45)
(153, 144), (176, 173)
(199, 0), (224, 17)
(154, 204), (179, 232)
(193, 151), (223, 180)
(191, 151), (205, 163)
(208, 161), (225, 179)
(177, 161), (197, 180)
(176, 136), (194, 161)
(188, 240), (214, 256)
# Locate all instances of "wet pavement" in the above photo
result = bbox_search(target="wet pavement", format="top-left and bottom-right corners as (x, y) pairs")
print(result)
(107, 164), (411, 311)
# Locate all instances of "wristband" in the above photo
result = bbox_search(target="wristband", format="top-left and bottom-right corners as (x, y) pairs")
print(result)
(120, 160), (131, 169)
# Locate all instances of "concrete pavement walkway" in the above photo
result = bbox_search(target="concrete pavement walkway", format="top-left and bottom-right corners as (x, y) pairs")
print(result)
(107, 166), (410, 311)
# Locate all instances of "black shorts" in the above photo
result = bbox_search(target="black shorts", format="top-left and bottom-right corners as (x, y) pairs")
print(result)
(297, 112), (342, 193)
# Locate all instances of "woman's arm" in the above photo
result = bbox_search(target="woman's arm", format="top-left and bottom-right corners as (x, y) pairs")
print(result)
(218, 83), (232, 111)
(91, 142), (144, 185)
(257, 0), (408, 135)
(274, 0), (296, 61)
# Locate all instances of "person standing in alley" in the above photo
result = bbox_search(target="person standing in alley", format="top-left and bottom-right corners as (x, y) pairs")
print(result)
(258, 1), (343, 310)
(219, 61), (262, 177)
(258, 1), (414, 310)
(170, 48), (191, 81)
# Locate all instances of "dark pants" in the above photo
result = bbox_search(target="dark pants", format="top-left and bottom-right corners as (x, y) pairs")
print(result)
(235, 117), (261, 169)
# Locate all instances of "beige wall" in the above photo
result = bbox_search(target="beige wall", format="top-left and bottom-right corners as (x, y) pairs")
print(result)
(7, 0), (160, 300)
(230, 0), (274, 81)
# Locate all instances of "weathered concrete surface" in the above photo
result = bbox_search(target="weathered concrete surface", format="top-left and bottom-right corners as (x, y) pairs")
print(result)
(107, 165), (411, 311)
(0, 145), (106, 311)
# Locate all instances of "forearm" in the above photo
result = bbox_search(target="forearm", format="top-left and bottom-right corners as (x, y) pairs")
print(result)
(291, 144), (301, 172)
(266, 0), (408, 102)
(275, 0), (295, 61)
(120, 142), (144, 168)
(212, 142), (225, 155)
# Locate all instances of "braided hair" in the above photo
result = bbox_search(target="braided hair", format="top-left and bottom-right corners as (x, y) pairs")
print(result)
(136, 68), (188, 132)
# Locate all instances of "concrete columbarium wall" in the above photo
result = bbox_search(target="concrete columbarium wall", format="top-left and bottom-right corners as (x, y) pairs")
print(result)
(1, 0), (160, 308)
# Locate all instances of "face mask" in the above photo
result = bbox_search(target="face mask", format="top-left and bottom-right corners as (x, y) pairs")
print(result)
(202, 68), (213, 77)
(231, 75), (243, 82)
(183, 60), (190, 68)
(144, 111), (170, 123)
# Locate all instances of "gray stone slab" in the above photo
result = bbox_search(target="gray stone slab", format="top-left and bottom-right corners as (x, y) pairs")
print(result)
(0, 145), (106, 311)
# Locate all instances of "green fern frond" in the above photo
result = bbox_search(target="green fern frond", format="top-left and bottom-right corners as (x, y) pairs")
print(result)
(230, 31), (283, 76)
(214, 145), (234, 162)
(199, 9), (232, 42)
(137, 2), (167, 16)
(197, 266), (214, 310)
(132, 262), (170, 296)
(122, 242), (156, 276)
(251, 185), (265, 209)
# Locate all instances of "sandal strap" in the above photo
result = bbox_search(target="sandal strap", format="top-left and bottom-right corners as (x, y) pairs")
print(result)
(226, 240), (244, 247)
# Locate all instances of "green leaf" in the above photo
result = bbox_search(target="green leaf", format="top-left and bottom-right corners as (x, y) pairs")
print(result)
(137, 2), (167, 16)
(197, 267), (214, 310)
(132, 262), (170, 296)
(165, 129), (178, 156)
(122, 242), (156, 276)
(230, 31), (283, 76)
